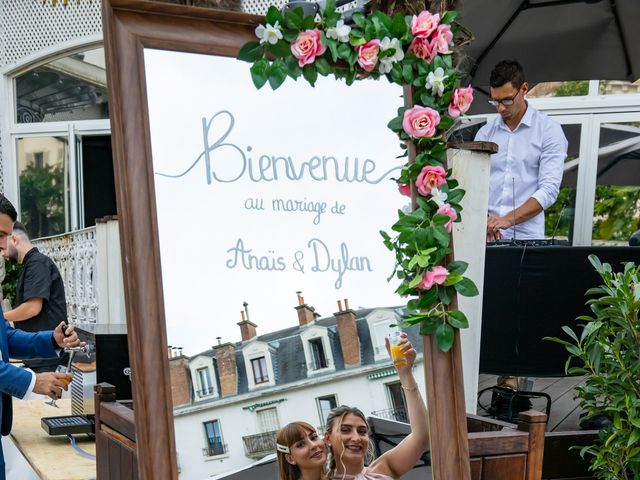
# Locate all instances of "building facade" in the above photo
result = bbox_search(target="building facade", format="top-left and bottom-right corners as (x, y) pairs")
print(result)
(168, 301), (424, 479)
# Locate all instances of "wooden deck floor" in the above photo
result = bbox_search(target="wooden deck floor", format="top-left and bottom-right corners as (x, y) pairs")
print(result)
(478, 374), (586, 431)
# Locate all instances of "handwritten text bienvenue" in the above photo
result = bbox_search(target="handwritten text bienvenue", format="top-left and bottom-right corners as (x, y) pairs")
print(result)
(155, 111), (401, 185)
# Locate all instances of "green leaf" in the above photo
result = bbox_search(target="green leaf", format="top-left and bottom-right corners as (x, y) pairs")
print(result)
(447, 310), (469, 329)
(390, 13), (408, 38)
(323, 0), (336, 16)
(417, 288), (438, 309)
(433, 225), (450, 247)
(402, 63), (414, 84)
(443, 271), (462, 286)
(408, 274), (423, 289)
(387, 115), (403, 132)
(267, 39), (292, 58)
(285, 55), (302, 78)
(447, 188), (465, 204)
(302, 64), (318, 85)
(420, 316), (441, 335)
(352, 11), (366, 29)
(266, 6), (281, 25)
(315, 57), (331, 76)
(250, 59), (270, 89)
(268, 59), (288, 90)
(447, 260), (468, 275)
(237, 41), (264, 62)
(337, 43), (352, 61)
(283, 8), (303, 29)
(441, 11), (459, 24)
(454, 277), (479, 297)
(301, 15), (316, 30)
(327, 38), (339, 62)
(436, 322), (455, 352)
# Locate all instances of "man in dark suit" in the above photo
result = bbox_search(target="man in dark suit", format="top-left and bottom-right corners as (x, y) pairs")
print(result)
(0, 194), (83, 479)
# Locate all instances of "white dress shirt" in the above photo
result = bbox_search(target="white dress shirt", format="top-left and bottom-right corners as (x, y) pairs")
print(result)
(475, 104), (567, 239)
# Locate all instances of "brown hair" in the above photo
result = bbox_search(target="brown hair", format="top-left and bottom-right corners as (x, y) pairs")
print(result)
(325, 405), (376, 477)
(276, 421), (325, 480)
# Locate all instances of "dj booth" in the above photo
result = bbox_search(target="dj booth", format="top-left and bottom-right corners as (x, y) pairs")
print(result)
(480, 243), (640, 376)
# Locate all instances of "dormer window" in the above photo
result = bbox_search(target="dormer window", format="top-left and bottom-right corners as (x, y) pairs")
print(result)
(242, 341), (276, 390)
(309, 338), (327, 369)
(251, 357), (269, 384)
(197, 367), (214, 396)
(189, 355), (218, 399)
(300, 325), (335, 376)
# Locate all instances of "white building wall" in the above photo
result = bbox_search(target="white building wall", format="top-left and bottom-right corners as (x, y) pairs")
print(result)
(173, 359), (425, 480)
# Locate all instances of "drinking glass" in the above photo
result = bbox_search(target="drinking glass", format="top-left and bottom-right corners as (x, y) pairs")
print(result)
(389, 330), (407, 367)
(44, 365), (73, 408)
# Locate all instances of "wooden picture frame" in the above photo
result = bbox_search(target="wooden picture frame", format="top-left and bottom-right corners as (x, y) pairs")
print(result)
(102, 1), (261, 478)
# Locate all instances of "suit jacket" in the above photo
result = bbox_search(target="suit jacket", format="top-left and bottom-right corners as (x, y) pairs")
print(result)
(0, 315), (56, 470)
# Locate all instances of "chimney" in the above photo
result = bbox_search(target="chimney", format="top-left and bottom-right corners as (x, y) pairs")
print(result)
(168, 353), (192, 407)
(334, 298), (361, 367)
(214, 342), (238, 396)
(237, 302), (258, 341)
(295, 291), (315, 326)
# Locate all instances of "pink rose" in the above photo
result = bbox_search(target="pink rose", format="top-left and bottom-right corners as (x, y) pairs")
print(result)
(409, 36), (436, 62)
(402, 105), (440, 138)
(411, 11), (440, 38)
(398, 184), (411, 197)
(431, 24), (453, 55)
(436, 203), (458, 232)
(416, 165), (446, 196)
(291, 29), (327, 67)
(419, 265), (449, 290)
(448, 86), (474, 118)
(356, 39), (381, 72)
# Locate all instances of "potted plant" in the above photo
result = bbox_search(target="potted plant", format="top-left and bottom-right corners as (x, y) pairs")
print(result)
(547, 254), (640, 479)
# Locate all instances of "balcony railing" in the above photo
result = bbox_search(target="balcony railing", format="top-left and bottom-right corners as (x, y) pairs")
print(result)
(242, 430), (277, 458)
(31, 218), (125, 325)
(370, 407), (409, 423)
(196, 387), (215, 398)
(202, 443), (227, 457)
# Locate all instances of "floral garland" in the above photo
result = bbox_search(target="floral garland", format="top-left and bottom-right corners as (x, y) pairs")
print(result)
(238, 1), (478, 352)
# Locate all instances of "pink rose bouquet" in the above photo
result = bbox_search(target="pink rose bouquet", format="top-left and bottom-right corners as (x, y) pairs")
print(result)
(419, 265), (449, 290)
(416, 165), (447, 196)
(448, 86), (474, 118)
(291, 29), (327, 67)
(356, 39), (381, 73)
(402, 105), (440, 138)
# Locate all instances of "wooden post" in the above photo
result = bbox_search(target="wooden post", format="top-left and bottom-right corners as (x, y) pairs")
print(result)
(518, 410), (548, 480)
(402, 82), (472, 479)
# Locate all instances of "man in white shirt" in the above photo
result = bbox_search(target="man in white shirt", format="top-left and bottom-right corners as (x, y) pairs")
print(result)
(475, 60), (568, 241)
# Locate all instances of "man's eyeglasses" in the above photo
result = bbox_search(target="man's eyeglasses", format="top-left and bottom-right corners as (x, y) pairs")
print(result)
(487, 89), (522, 107)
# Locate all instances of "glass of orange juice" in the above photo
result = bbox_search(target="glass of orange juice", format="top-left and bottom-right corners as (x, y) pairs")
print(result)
(389, 331), (407, 367)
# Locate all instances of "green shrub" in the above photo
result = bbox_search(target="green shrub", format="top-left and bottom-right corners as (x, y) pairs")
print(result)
(547, 255), (640, 479)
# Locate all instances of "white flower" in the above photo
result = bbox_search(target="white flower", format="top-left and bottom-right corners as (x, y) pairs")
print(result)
(378, 37), (404, 74)
(255, 22), (283, 45)
(425, 67), (448, 97)
(326, 20), (351, 43)
(401, 203), (413, 214)
(430, 187), (448, 206)
(380, 37), (404, 62)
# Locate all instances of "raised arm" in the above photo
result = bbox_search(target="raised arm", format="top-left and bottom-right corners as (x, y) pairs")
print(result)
(372, 334), (429, 479)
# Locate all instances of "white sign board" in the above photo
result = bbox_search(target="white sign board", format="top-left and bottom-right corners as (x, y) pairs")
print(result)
(145, 49), (406, 354)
